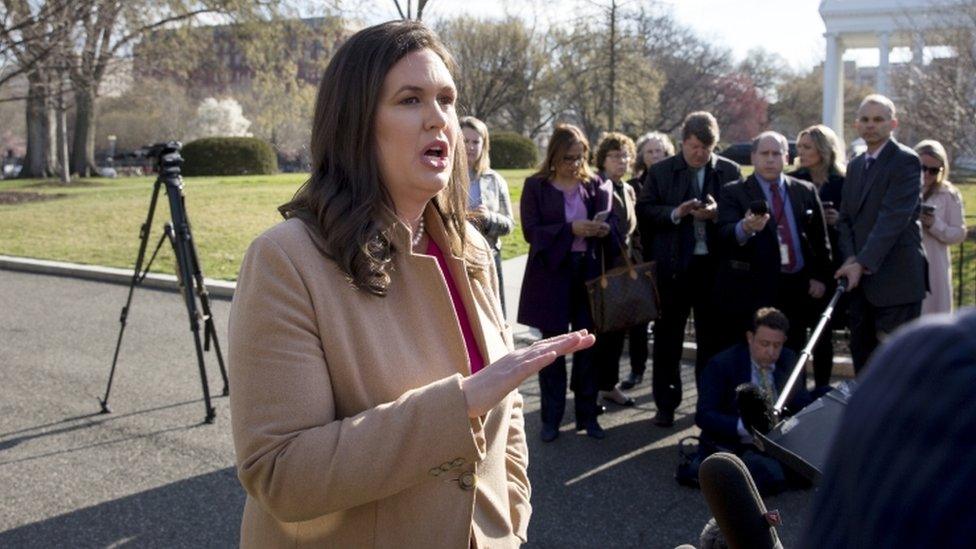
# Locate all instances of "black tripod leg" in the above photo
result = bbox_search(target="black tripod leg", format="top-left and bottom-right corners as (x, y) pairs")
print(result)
(180, 205), (229, 396)
(166, 223), (216, 424)
(100, 181), (166, 414)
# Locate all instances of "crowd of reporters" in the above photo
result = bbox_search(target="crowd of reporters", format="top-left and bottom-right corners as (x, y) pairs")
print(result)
(467, 93), (969, 465)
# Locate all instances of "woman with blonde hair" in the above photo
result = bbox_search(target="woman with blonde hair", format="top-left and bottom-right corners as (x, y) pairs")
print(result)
(228, 21), (595, 547)
(915, 139), (967, 314)
(461, 116), (515, 314)
(631, 132), (674, 186)
(518, 124), (616, 441)
(794, 124), (846, 391)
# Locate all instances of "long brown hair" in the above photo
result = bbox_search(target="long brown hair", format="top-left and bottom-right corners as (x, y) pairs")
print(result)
(533, 124), (595, 181)
(279, 21), (470, 296)
(460, 116), (491, 177)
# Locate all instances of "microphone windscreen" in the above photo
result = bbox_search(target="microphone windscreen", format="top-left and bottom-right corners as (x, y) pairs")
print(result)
(736, 383), (773, 434)
(699, 452), (782, 549)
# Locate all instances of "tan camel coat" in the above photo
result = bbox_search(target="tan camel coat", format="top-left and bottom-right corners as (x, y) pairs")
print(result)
(228, 207), (530, 548)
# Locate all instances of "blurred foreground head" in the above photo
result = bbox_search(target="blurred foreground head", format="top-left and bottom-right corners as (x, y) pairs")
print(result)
(801, 309), (976, 548)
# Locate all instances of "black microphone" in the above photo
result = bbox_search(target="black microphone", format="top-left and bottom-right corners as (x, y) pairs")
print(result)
(699, 452), (783, 549)
(736, 383), (773, 435)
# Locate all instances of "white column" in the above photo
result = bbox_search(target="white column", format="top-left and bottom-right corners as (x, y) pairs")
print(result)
(822, 32), (845, 144)
(877, 31), (890, 95)
(912, 33), (925, 65)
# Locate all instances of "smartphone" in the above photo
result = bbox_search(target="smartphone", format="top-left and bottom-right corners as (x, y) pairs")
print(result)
(749, 199), (769, 216)
(822, 201), (834, 210)
(921, 204), (937, 215)
(592, 211), (610, 223)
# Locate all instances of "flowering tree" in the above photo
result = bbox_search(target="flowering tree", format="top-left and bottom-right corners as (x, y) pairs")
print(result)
(188, 97), (252, 139)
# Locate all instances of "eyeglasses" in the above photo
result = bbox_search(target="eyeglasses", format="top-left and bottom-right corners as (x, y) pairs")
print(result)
(922, 166), (943, 175)
(561, 154), (583, 164)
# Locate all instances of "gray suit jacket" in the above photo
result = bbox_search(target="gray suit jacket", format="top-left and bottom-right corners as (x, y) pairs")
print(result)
(837, 139), (926, 307)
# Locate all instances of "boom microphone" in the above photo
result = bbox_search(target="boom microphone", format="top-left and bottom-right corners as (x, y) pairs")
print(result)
(736, 383), (773, 435)
(699, 452), (783, 549)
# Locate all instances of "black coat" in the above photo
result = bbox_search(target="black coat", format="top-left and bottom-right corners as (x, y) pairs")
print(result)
(792, 167), (845, 271)
(635, 153), (742, 282)
(837, 139), (926, 307)
(715, 174), (833, 321)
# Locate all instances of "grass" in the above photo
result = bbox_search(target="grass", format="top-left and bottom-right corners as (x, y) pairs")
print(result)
(2, 169), (974, 306)
(0, 170), (533, 281)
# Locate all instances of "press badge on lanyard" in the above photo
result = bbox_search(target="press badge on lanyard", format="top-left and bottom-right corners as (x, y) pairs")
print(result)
(777, 228), (790, 266)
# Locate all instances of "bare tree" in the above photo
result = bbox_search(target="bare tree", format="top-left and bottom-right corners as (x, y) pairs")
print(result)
(391, 0), (430, 20)
(895, 0), (976, 164)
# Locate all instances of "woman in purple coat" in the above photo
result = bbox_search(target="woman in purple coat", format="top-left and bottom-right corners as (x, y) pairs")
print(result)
(518, 124), (616, 442)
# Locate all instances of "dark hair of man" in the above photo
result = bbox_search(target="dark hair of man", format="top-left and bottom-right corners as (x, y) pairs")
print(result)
(594, 131), (636, 173)
(532, 124), (595, 181)
(278, 21), (470, 297)
(751, 307), (789, 334)
(681, 111), (720, 147)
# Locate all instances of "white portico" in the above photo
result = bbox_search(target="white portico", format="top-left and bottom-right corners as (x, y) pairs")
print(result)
(819, 0), (959, 143)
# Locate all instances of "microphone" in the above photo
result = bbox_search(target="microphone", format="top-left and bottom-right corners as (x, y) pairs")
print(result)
(699, 452), (783, 549)
(736, 383), (773, 435)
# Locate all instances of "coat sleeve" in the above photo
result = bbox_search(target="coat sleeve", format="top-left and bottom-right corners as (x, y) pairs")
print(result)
(229, 235), (488, 523)
(806, 187), (833, 282)
(637, 167), (679, 228)
(857, 153), (923, 272)
(521, 178), (574, 270)
(926, 191), (967, 245)
(505, 391), (531, 542)
(482, 173), (515, 240)
(695, 356), (739, 442)
(717, 182), (747, 248)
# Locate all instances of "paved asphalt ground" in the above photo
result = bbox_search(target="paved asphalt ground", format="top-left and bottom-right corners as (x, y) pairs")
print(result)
(0, 268), (814, 548)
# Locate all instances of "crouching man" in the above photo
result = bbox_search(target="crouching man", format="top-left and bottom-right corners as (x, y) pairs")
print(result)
(691, 307), (812, 495)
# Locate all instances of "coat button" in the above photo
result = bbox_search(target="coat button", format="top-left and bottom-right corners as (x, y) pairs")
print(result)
(451, 458), (465, 467)
(458, 471), (477, 491)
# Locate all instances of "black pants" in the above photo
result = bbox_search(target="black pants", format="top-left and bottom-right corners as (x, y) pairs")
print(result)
(848, 289), (922, 373)
(538, 253), (599, 428)
(652, 255), (719, 415)
(810, 289), (847, 388)
(775, 271), (814, 357)
(594, 322), (648, 391)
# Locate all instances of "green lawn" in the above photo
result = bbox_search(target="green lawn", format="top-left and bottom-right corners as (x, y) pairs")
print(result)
(0, 170), (533, 280)
(2, 169), (974, 306)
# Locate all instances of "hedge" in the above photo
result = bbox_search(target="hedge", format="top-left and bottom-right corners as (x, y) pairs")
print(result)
(490, 132), (538, 169)
(182, 137), (278, 176)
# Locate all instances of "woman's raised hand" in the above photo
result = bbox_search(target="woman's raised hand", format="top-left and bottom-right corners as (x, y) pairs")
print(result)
(461, 330), (595, 418)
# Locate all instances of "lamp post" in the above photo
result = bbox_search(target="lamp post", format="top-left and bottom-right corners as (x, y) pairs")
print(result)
(107, 135), (117, 166)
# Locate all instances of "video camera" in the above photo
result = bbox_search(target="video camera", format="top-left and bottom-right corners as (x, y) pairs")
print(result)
(141, 141), (183, 177)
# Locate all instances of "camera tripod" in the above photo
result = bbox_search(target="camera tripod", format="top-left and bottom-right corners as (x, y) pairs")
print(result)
(99, 141), (229, 424)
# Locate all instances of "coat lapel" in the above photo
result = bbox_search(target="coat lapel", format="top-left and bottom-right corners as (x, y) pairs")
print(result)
(784, 176), (807, 226)
(854, 140), (898, 213)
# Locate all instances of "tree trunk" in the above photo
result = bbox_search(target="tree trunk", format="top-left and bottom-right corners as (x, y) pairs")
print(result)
(70, 87), (98, 177)
(21, 70), (58, 178)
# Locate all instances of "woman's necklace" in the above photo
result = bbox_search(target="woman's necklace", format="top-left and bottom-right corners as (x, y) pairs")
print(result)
(411, 217), (426, 248)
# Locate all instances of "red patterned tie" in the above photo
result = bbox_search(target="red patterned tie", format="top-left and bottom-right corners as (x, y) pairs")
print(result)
(769, 184), (797, 272)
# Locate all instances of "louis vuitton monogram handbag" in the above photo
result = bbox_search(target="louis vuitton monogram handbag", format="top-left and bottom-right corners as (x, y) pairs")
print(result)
(585, 237), (660, 334)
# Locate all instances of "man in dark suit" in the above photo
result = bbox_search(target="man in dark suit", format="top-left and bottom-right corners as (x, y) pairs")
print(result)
(636, 112), (742, 427)
(834, 94), (926, 372)
(715, 131), (832, 353)
(695, 307), (812, 494)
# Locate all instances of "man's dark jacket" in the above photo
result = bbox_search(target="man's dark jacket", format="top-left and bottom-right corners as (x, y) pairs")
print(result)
(837, 139), (926, 307)
(695, 343), (812, 451)
(635, 153), (741, 282)
(714, 174), (833, 321)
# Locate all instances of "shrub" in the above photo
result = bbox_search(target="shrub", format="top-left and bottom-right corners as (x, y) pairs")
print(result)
(181, 137), (277, 176)
(490, 131), (538, 169)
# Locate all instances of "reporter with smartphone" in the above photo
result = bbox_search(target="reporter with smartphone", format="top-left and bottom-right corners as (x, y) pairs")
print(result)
(636, 112), (742, 427)
(518, 124), (617, 441)
(915, 140), (967, 315)
(792, 124), (846, 391)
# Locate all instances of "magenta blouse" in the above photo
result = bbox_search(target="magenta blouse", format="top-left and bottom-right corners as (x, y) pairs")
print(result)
(562, 184), (589, 252)
(427, 238), (487, 374)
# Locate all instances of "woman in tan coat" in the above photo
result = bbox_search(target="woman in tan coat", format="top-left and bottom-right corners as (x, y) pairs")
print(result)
(228, 21), (594, 548)
(915, 140), (967, 315)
